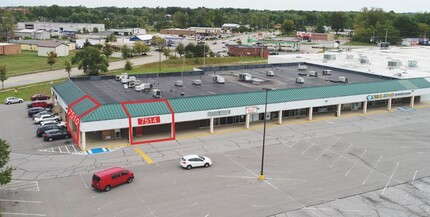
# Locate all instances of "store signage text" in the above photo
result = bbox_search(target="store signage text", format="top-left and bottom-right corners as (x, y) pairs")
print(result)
(138, 116), (161, 125)
(67, 108), (80, 126)
(366, 91), (412, 101)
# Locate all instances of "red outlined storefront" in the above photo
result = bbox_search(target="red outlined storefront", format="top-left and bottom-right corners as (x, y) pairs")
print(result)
(121, 98), (176, 145)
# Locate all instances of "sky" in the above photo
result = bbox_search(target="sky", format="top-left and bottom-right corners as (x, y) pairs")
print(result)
(1, 0), (429, 13)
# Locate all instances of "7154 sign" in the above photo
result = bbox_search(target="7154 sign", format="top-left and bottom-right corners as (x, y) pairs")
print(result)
(138, 116), (160, 125)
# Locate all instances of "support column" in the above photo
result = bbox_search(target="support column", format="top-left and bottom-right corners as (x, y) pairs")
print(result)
(410, 96), (415, 108)
(387, 98), (392, 111)
(336, 104), (341, 117)
(363, 101), (368, 114)
(278, 110), (283, 125)
(245, 114), (250, 129)
(308, 107), (313, 121)
(81, 132), (86, 151)
(209, 118), (214, 133)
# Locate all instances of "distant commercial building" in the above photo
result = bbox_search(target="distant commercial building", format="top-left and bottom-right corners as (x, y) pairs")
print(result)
(13, 40), (75, 52)
(0, 43), (21, 55)
(37, 41), (69, 57)
(14, 29), (51, 40)
(227, 45), (269, 58)
(17, 22), (105, 33)
(109, 28), (146, 36)
(130, 35), (153, 44)
(188, 27), (222, 36)
(160, 28), (196, 36)
(296, 32), (335, 41)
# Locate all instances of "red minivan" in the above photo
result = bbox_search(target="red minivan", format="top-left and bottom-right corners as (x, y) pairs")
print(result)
(91, 167), (134, 192)
(27, 101), (53, 108)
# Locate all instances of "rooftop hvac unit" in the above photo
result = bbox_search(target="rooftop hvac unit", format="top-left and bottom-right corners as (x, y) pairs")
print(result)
(174, 80), (184, 87)
(266, 70), (275, 76)
(121, 75), (136, 84)
(322, 70), (332, 75)
(323, 54), (336, 60)
(298, 64), (308, 71)
(115, 73), (128, 81)
(309, 71), (318, 77)
(152, 89), (162, 98)
(388, 60), (402, 70)
(408, 60), (417, 68)
(135, 83), (153, 92)
(128, 80), (140, 88)
(239, 73), (253, 82)
(346, 54), (354, 60)
(192, 79), (202, 85)
(338, 76), (349, 83)
(213, 75), (225, 84)
(296, 77), (304, 84)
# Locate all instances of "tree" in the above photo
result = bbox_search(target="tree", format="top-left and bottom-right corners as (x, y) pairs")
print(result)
(0, 65), (7, 90)
(329, 12), (349, 34)
(121, 45), (133, 59)
(83, 39), (92, 48)
(101, 41), (113, 58)
(282, 19), (295, 35)
(184, 43), (196, 57)
(173, 11), (189, 28)
(71, 46), (109, 76)
(132, 41), (150, 56)
(176, 43), (185, 57)
(162, 48), (171, 60)
(418, 23), (430, 38)
(124, 60), (133, 71)
(64, 60), (72, 78)
(106, 33), (117, 42)
(0, 12), (16, 42)
(93, 27), (99, 33)
(47, 51), (57, 70)
(0, 139), (12, 185)
(151, 36), (166, 71)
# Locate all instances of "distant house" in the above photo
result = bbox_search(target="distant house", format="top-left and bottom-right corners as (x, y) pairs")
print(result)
(109, 28), (146, 36)
(227, 45), (269, 58)
(37, 41), (69, 57)
(13, 40), (39, 51)
(0, 43), (21, 55)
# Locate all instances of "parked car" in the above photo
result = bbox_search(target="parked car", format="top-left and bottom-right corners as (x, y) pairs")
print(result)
(31, 94), (50, 101)
(33, 114), (61, 124)
(91, 167), (134, 192)
(27, 101), (53, 109)
(4, 97), (23, 105)
(42, 128), (71, 142)
(33, 110), (54, 119)
(36, 124), (66, 137)
(28, 107), (51, 117)
(39, 120), (64, 127)
(180, 155), (212, 170)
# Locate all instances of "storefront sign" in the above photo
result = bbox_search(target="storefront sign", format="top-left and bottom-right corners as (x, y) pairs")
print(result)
(245, 106), (258, 114)
(208, 110), (231, 117)
(67, 108), (80, 126)
(366, 91), (412, 101)
(138, 116), (161, 125)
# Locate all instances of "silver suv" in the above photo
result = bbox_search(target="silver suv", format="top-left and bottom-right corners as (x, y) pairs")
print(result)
(4, 97), (23, 105)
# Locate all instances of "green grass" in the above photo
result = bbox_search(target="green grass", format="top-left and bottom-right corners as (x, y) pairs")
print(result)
(0, 51), (120, 76)
(0, 79), (66, 101)
(344, 41), (374, 46)
(108, 56), (267, 75)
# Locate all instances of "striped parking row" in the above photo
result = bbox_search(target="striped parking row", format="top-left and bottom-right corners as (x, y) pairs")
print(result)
(0, 180), (39, 192)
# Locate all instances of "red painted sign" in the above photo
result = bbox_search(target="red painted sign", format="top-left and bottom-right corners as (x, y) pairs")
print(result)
(67, 108), (80, 126)
(138, 116), (160, 125)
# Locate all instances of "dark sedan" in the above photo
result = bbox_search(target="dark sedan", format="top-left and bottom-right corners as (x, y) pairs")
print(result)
(31, 94), (50, 101)
(37, 124), (66, 137)
(28, 107), (51, 117)
(43, 129), (71, 142)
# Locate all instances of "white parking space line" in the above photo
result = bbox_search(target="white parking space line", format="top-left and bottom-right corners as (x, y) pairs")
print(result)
(381, 162), (400, 195)
(0, 212), (47, 216)
(65, 146), (70, 153)
(39, 145), (82, 154)
(402, 170), (418, 205)
(329, 143), (354, 168)
(362, 155), (383, 185)
(345, 149), (367, 176)
(302, 142), (315, 154)
(0, 180), (39, 192)
(80, 174), (89, 189)
(0, 199), (43, 204)
(314, 138), (339, 161)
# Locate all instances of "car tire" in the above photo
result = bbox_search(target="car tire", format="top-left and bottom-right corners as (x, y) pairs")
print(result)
(127, 177), (133, 183)
(186, 165), (192, 170)
(105, 185), (111, 192)
(48, 137), (53, 142)
(7, 101), (10, 105)
(204, 163), (210, 168)
(19, 100), (23, 103)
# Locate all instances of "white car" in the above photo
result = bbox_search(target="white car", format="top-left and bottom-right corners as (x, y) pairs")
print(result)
(4, 97), (23, 105)
(40, 120), (65, 127)
(33, 114), (61, 124)
(180, 155), (212, 170)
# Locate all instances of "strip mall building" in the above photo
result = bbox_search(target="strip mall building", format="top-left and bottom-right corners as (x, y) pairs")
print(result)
(52, 62), (430, 150)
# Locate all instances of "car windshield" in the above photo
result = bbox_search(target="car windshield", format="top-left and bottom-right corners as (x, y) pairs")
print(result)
(198, 156), (205, 160)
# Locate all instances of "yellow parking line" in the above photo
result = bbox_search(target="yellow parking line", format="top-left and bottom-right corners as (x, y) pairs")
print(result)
(134, 148), (154, 164)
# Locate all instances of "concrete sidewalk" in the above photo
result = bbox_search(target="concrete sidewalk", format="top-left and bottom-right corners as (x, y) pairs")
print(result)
(4, 51), (166, 89)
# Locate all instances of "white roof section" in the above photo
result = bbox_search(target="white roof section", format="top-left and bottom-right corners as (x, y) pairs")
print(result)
(269, 46), (430, 79)
(222, 23), (240, 28)
(134, 34), (153, 41)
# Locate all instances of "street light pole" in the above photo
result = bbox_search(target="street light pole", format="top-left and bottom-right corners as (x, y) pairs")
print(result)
(259, 88), (270, 180)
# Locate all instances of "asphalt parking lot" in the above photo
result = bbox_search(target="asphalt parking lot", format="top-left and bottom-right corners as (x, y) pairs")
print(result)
(0, 102), (73, 154)
(1, 103), (430, 216)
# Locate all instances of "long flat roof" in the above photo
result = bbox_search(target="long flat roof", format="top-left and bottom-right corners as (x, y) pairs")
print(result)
(72, 63), (388, 104)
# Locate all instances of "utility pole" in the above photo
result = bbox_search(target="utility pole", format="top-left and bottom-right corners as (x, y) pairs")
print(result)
(203, 42), (206, 67)
(385, 29), (388, 43)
